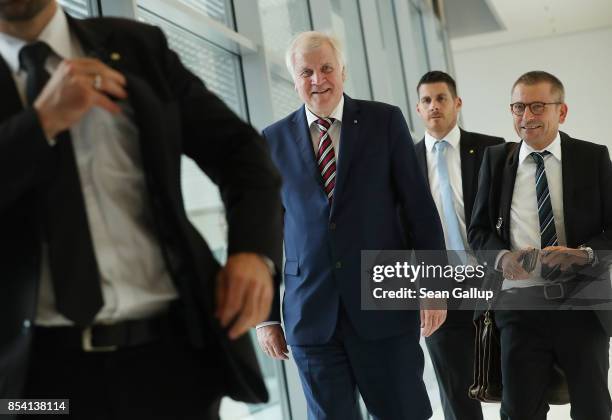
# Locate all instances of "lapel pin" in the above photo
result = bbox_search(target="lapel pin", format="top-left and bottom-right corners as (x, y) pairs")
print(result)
(110, 52), (121, 61)
(469, 149), (475, 154)
(353, 119), (358, 124)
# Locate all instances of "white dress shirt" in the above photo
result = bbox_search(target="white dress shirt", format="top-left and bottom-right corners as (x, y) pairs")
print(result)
(305, 96), (344, 159)
(0, 7), (178, 325)
(501, 133), (566, 289)
(424, 125), (469, 251)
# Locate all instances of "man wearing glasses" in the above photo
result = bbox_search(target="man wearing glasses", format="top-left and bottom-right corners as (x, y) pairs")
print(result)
(469, 71), (612, 419)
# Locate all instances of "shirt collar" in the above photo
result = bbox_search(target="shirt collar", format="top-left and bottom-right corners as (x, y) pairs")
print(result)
(0, 6), (75, 73)
(424, 124), (461, 153)
(305, 95), (344, 127)
(518, 132), (562, 165)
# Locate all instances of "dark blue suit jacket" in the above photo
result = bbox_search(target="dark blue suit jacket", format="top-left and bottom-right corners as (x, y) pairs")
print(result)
(263, 95), (445, 346)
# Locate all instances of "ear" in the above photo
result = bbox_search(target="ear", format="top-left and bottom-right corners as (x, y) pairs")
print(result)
(455, 96), (463, 111)
(559, 103), (568, 124)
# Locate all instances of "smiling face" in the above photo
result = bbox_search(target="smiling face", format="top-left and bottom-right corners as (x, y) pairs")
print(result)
(416, 81), (462, 139)
(292, 41), (344, 117)
(511, 82), (567, 150)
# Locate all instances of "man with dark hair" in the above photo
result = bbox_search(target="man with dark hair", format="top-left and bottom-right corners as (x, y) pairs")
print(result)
(0, 1), (282, 418)
(417, 70), (458, 99)
(415, 70), (504, 420)
(469, 70), (612, 419)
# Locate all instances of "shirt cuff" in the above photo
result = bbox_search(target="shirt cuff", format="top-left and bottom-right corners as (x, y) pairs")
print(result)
(256, 321), (281, 329)
(495, 250), (511, 271)
(259, 255), (276, 276)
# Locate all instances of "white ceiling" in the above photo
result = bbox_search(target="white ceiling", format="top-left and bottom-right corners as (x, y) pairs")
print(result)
(449, 0), (612, 51)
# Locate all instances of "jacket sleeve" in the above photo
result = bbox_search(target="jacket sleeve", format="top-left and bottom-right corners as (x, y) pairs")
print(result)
(153, 27), (283, 274)
(583, 146), (612, 272)
(468, 148), (507, 267)
(389, 106), (445, 251)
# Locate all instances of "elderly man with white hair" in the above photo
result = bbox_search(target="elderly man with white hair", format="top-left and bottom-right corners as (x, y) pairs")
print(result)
(256, 31), (447, 420)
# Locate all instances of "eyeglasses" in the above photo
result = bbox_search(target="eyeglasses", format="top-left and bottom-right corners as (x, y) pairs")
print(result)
(510, 102), (562, 116)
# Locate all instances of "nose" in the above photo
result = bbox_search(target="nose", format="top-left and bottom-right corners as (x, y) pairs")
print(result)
(522, 105), (536, 119)
(311, 70), (325, 85)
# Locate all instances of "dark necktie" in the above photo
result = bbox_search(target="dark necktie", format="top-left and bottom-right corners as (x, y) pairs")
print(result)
(19, 41), (103, 325)
(530, 151), (559, 280)
(315, 118), (336, 205)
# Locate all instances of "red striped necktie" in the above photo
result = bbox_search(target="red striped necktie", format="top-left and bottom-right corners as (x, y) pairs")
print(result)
(316, 118), (337, 205)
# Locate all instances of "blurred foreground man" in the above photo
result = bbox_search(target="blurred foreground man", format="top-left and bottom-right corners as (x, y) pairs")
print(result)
(256, 31), (446, 420)
(469, 71), (612, 420)
(0, 1), (282, 419)
(415, 70), (503, 420)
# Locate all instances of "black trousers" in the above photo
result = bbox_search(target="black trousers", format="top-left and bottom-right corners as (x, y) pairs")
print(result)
(20, 321), (223, 420)
(496, 309), (611, 420)
(425, 310), (484, 420)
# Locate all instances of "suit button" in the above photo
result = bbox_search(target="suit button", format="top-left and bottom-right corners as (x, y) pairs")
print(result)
(330, 223), (336, 230)
(336, 261), (342, 269)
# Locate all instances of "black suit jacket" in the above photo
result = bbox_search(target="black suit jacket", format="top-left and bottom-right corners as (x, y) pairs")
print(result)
(415, 128), (504, 228)
(415, 129), (503, 318)
(0, 15), (282, 401)
(468, 132), (612, 335)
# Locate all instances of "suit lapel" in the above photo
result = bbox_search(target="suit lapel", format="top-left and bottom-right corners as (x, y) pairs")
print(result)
(290, 107), (325, 188)
(67, 15), (140, 76)
(331, 95), (363, 217)
(415, 140), (429, 188)
(0, 56), (25, 120)
(459, 129), (477, 223)
(68, 15), (179, 188)
(498, 142), (520, 242)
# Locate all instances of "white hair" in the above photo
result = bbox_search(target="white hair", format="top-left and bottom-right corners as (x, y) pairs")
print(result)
(285, 31), (346, 79)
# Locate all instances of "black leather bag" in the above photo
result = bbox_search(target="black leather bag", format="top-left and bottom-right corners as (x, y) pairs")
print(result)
(469, 310), (570, 405)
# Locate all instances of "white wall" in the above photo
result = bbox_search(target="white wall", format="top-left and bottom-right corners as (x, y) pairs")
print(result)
(452, 26), (612, 150)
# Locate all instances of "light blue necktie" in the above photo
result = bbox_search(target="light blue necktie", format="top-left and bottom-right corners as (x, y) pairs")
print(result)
(434, 140), (465, 251)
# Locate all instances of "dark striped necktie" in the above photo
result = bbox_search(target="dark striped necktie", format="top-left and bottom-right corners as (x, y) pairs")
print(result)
(316, 118), (336, 205)
(530, 151), (559, 279)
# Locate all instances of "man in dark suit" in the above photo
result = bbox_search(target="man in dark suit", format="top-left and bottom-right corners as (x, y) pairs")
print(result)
(414, 71), (503, 420)
(468, 71), (612, 420)
(255, 31), (447, 420)
(0, 1), (282, 419)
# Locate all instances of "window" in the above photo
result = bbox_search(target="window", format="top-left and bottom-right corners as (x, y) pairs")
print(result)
(179, 0), (234, 28)
(258, 0), (312, 120)
(58, 0), (94, 18)
(330, 0), (372, 100)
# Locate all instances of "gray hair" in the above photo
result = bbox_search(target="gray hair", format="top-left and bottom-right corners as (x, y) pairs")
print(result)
(285, 31), (345, 79)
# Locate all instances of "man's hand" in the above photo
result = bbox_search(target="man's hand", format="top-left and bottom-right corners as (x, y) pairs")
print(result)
(500, 250), (531, 280)
(420, 309), (447, 337)
(541, 246), (590, 271)
(215, 253), (274, 340)
(34, 58), (127, 139)
(256, 324), (289, 360)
